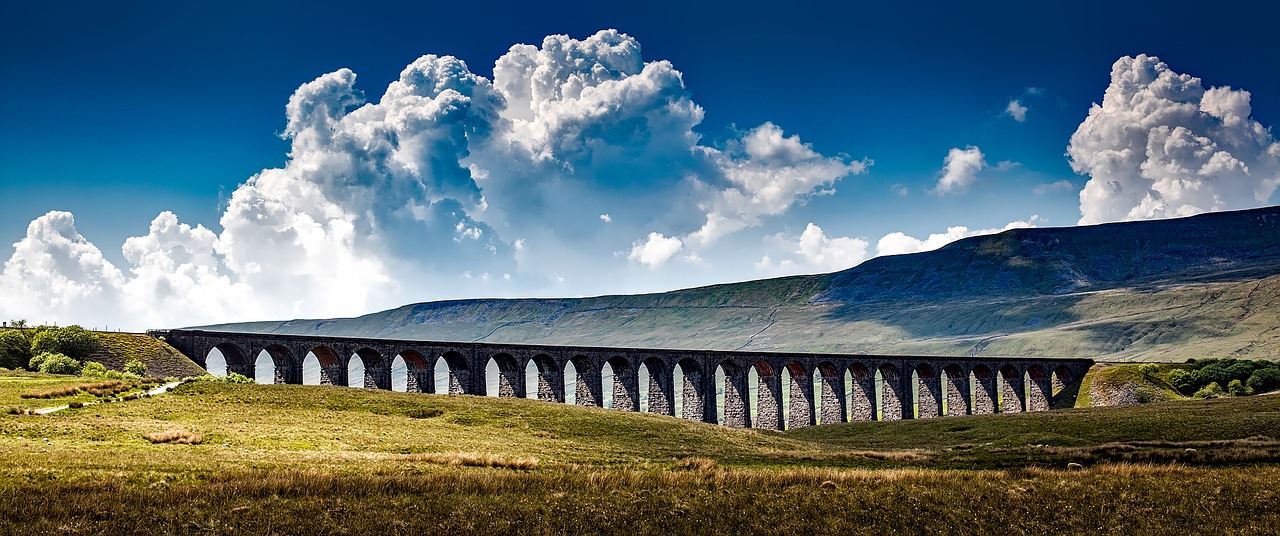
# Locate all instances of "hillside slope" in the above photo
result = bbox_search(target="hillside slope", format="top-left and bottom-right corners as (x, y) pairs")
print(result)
(199, 207), (1280, 361)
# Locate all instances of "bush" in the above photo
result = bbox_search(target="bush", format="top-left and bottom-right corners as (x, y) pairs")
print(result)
(30, 326), (99, 360)
(190, 372), (255, 384)
(81, 361), (107, 378)
(1137, 363), (1160, 377)
(1193, 382), (1224, 399)
(1246, 367), (1280, 393)
(1227, 379), (1253, 397)
(223, 372), (254, 384)
(124, 359), (147, 377)
(0, 330), (31, 370)
(1167, 369), (1200, 394)
(31, 352), (83, 375)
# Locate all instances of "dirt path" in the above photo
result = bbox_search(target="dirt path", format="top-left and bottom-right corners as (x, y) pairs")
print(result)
(33, 381), (183, 415)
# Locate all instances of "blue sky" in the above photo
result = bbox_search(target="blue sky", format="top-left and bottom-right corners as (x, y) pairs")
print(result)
(2, 0), (1278, 329)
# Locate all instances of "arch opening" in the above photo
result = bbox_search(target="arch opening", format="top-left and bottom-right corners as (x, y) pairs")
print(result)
(433, 351), (468, 395)
(998, 364), (1024, 413)
(601, 361), (615, 408)
(350, 347), (384, 391)
(253, 345), (293, 385)
(302, 353), (322, 385)
(205, 347), (228, 377)
(943, 364), (969, 416)
(563, 360), (578, 405)
(349, 354), (367, 389)
(971, 365), (996, 415)
(642, 358), (670, 415)
(913, 363), (940, 419)
(784, 362), (812, 429)
(846, 363), (874, 422)
(751, 361), (781, 430)
(675, 359), (703, 421)
(485, 353), (520, 398)
(876, 363), (903, 421)
(816, 362), (843, 425)
(716, 361), (748, 427)
(569, 356), (600, 407)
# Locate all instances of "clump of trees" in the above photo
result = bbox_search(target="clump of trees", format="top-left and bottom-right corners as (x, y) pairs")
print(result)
(1168, 358), (1280, 398)
(0, 321), (100, 372)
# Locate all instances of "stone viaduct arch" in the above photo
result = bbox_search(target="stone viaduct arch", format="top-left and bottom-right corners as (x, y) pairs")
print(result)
(155, 329), (1093, 429)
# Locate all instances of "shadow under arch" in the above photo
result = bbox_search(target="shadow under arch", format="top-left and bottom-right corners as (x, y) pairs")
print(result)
(641, 357), (671, 415)
(434, 351), (469, 395)
(942, 363), (970, 416)
(846, 362), (874, 422)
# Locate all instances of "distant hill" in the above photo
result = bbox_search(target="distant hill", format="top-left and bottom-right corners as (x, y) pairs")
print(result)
(199, 206), (1280, 362)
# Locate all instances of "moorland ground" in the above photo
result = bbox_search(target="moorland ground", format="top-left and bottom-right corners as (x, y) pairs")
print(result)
(2, 372), (1279, 534)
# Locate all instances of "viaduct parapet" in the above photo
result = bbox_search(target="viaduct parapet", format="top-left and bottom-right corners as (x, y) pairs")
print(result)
(151, 329), (1093, 428)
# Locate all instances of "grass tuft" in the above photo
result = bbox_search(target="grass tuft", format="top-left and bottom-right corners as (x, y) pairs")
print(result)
(673, 457), (717, 471)
(144, 429), (203, 445)
(401, 452), (538, 470)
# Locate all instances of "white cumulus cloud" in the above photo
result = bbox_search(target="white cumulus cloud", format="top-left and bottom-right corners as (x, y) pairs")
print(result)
(1033, 180), (1075, 195)
(876, 216), (1040, 257)
(935, 146), (987, 195)
(628, 232), (683, 269)
(757, 223), (870, 276)
(1005, 99), (1028, 122)
(0, 29), (872, 329)
(1068, 54), (1280, 224)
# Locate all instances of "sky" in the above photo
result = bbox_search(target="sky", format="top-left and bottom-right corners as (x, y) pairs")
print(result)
(2, 0), (1278, 331)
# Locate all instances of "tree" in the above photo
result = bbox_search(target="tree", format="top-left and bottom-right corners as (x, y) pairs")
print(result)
(81, 361), (107, 378)
(30, 352), (82, 375)
(1167, 369), (1200, 394)
(1227, 379), (1253, 397)
(1246, 367), (1280, 393)
(30, 326), (99, 360)
(0, 330), (31, 370)
(124, 359), (147, 377)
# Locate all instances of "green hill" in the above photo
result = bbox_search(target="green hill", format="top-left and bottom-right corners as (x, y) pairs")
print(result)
(199, 206), (1280, 361)
(3, 377), (1278, 533)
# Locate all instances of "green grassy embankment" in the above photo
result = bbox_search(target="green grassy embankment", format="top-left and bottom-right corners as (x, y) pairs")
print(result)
(2, 376), (1278, 534)
(0, 329), (204, 378)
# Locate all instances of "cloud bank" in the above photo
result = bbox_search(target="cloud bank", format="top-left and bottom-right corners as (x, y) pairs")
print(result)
(1068, 54), (1280, 224)
(0, 30), (869, 329)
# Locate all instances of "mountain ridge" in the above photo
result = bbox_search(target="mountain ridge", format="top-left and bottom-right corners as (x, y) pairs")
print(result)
(197, 206), (1280, 361)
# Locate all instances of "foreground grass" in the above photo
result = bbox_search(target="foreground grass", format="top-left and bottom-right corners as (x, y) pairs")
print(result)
(4, 465), (1277, 535)
(3, 377), (1279, 533)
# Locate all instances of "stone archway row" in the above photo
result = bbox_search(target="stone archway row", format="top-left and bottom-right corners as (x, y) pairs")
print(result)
(158, 330), (1092, 429)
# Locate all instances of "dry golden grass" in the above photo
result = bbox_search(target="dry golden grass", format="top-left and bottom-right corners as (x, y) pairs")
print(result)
(399, 452), (539, 470)
(673, 457), (717, 471)
(143, 429), (203, 444)
(19, 385), (81, 399)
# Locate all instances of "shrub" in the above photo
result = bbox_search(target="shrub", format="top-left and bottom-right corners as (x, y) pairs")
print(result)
(1198, 362), (1234, 387)
(223, 372), (254, 384)
(33, 352), (82, 375)
(81, 361), (107, 378)
(68, 401), (84, 409)
(1246, 367), (1280, 393)
(1137, 363), (1160, 377)
(0, 330), (31, 370)
(1167, 369), (1200, 394)
(124, 359), (147, 377)
(1193, 382), (1224, 399)
(1227, 379), (1253, 397)
(30, 326), (99, 360)
(189, 372), (255, 384)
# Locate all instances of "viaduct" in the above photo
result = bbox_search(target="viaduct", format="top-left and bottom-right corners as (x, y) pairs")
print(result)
(151, 329), (1093, 429)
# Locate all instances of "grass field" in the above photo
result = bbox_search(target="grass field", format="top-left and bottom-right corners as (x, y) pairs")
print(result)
(2, 375), (1278, 534)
